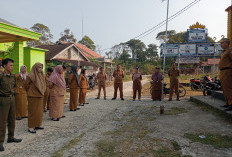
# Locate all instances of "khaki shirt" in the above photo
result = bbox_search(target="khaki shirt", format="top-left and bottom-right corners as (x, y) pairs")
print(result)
(0, 72), (16, 96)
(68, 73), (79, 88)
(97, 72), (107, 86)
(79, 74), (88, 89)
(15, 74), (27, 94)
(113, 70), (124, 83)
(168, 69), (179, 83)
(219, 49), (232, 70)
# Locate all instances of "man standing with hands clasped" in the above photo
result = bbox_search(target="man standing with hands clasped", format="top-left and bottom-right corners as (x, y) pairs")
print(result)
(112, 64), (124, 100)
(0, 58), (22, 152)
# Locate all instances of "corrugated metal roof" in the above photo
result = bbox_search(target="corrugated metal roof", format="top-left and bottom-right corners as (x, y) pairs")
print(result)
(0, 17), (17, 26)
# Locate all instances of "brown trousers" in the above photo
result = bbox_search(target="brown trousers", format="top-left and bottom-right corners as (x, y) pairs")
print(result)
(152, 81), (162, 101)
(114, 83), (123, 98)
(169, 81), (179, 99)
(0, 96), (15, 144)
(70, 88), (79, 110)
(43, 88), (50, 110)
(220, 69), (232, 106)
(28, 97), (43, 128)
(97, 85), (106, 98)
(15, 93), (27, 118)
(79, 88), (87, 104)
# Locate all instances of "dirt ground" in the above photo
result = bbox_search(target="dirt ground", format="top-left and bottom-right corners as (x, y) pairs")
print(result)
(1, 77), (232, 157)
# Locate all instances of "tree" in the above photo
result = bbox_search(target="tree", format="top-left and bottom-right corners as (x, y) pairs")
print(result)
(125, 39), (146, 62)
(146, 44), (159, 62)
(59, 28), (77, 43)
(156, 30), (176, 43)
(78, 35), (96, 51)
(119, 49), (131, 62)
(28, 23), (53, 46)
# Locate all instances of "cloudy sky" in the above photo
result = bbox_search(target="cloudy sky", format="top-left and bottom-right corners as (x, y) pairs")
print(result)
(0, 0), (230, 55)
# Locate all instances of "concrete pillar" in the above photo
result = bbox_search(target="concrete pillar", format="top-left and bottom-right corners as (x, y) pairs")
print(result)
(10, 41), (24, 74)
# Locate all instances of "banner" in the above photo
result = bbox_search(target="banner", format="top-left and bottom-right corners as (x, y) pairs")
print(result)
(188, 29), (207, 42)
(197, 43), (215, 56)
(215, 43), (223, 56)
(179, 44), (196, 56)
(161, 44), (179, 56)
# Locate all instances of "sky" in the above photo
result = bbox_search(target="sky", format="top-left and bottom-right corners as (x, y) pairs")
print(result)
(0, 0), (230, 56)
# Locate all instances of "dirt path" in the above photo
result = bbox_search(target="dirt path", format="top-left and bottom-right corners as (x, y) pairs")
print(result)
(1, 78), (232, 157)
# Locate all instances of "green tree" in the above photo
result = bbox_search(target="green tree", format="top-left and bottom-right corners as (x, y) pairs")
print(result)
(59, 28), (77, 42)
(125, 39), (146, 62)
(78, 35), (96, 51)
(119, 49), (131, 62)
(28, 23), (53, 46)
(156, 30), (176, 43)
(146, 44), (159, 62)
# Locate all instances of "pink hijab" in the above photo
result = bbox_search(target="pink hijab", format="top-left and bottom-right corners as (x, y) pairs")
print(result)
(49, 65), (66, 89)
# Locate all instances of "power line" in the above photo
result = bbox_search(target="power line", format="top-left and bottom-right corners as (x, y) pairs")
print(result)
(101, 0), (202, 52)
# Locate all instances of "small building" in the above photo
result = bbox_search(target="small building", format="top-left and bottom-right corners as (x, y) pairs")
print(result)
(175, 58), (201, 75)
(38, 43), (99, 74)
(0, 18), (47, 73)
(201, 58), (220, 74)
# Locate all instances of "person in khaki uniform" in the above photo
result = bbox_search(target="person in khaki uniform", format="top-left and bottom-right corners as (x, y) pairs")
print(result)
(49, 65), (66, 121)
(218, 38), (232, 111)
(15, 65), (28, 120)
(96, 67), (107, 100)
(0, 58), (22, 152)
(79, 69), (88, 106)
(68, 66), (80, 111)
(43, 68), (53, 112)
(168, 63), (180, 101)
(112, 64), (124, 100)
(25, 63), (46, 134)
(132, 67), (142, 101)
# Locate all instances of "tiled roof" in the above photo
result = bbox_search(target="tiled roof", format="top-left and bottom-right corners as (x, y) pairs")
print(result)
(54, 59), (98, 67)
(37, 43), (72, 60)
(207, 59), (220, 65)
(75, 43), (103, 59)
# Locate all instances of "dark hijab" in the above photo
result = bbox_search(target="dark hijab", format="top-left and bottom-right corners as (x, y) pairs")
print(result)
(71, 66), (80, 86)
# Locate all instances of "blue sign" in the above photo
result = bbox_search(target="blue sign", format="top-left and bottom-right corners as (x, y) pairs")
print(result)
(188, 29), (207, 42)
(197, 43), (215, 56)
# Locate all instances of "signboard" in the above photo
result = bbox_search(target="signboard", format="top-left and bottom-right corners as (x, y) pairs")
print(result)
(161, 44), (179, 56)
(188, 29), (207, 42)
(197, 43), (215, 56)
(215, 43), (223, 56)
(179, 44), (196, 56)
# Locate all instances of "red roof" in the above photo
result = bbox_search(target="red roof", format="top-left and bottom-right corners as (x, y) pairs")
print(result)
(74, 43), (103, 59)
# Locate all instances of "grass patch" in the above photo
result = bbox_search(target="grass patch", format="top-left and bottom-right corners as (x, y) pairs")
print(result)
(95, 140), (119, 157)
(52, 133), (85, 157)
(185, 133), (232, 149)
(171, 140), (181, 151)
(165, 107), (188, 115)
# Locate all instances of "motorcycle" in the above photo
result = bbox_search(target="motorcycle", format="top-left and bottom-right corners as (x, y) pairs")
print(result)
(88, 74), (96, 89)
(190, 75), (214, 91)
(150, 81), (186, 97)
(202, 76), (222, 96)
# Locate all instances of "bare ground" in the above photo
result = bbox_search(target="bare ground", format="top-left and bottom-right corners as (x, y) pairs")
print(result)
(1, 78), (232, 157)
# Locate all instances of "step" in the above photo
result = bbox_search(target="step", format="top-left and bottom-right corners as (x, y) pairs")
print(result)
(211, 90), (225, 101)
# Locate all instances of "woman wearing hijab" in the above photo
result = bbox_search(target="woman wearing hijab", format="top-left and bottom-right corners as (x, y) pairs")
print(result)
(68, 66), (80, 111)
(151, 67), (163, 101)
(15, 65), (28, 120)
(49, 65), (66, 121)
(79, 69), (88, 106)
(132, 67), (142, 101)
(25, 63), (46, 133)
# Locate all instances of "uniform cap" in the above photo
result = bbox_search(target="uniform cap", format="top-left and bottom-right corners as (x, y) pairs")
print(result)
(218, 38), (230, 43)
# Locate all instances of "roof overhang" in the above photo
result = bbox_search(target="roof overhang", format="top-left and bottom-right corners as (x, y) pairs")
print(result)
(0, 22), (41, 43)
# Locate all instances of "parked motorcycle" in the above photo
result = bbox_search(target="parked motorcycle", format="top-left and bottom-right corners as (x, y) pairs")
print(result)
(202, 76), (222, 96)
(88, 74), (96, 89)
(190, 75), (214, 91)
(150, 81), (186, 97)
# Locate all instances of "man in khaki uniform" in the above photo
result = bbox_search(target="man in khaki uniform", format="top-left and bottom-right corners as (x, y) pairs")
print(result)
(96, 67), (107, 100)
(112, 64), (124, 100)
(0, 58), (22, 152)
(218, 38), (232, 111)
(168, 63), (180, 101)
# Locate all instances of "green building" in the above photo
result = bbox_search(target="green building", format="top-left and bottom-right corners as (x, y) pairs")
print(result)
(0, 18), (47, 73)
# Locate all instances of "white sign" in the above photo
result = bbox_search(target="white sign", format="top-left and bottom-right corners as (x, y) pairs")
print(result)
(215, 43), (223, 56)
(179, 44), (196, 56)
(161, 44), (179, 56)
(188, 29), (207, 42)
(197, 43), (215, 56)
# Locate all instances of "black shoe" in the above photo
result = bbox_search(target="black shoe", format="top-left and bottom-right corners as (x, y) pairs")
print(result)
(95, 98), (100, 99)
(176, 99), (180, 101)
(79, 104), (84, 106)
(61, 116), (66, 118)
(16, 117), (23, 120)
(70, 109), (74, 111)
(28, 129), (36, 134)
(104, 98), (106, 100)
(224, 106), (232, 111)
(84, 103), (89, 104)
(76, 108), (80, 110)
(112, 98), (116, 100)
(221, 105), (229, 108)
(35, 127), (44, 130)
(0, 144), (4, 151)
(52, 118), (60, 121)
(121, 98), (124, 101)
(22, 116), (28, 118)
(7, 138), (22, 143)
